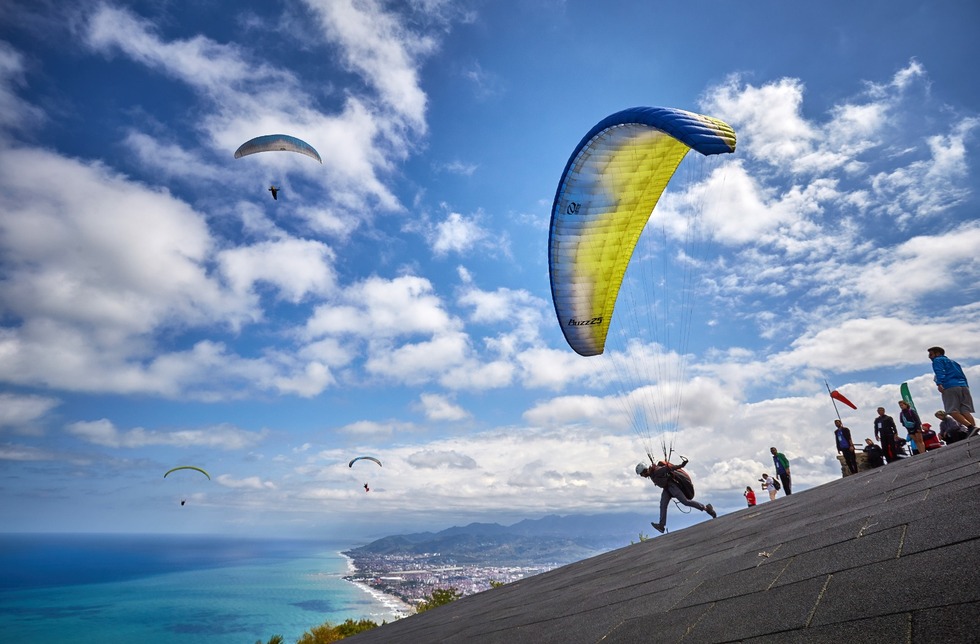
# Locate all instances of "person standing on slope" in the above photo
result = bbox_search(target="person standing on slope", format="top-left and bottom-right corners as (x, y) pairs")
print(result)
(928, 346), (976, 435)
(834, 420), (858, 474)
(770, 447), (792, 494)
(898, 400), (925, 456)
(874, 407), (900, 463)
(636, 457), (716, 534)
(760, 473), (779, 500)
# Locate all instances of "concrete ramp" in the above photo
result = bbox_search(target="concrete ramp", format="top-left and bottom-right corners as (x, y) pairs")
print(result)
(349, 439), (980, 643)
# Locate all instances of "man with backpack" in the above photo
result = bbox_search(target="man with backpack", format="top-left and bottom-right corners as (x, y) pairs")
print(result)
(636, 456), (716, 534)
(760, 473), (780, 500)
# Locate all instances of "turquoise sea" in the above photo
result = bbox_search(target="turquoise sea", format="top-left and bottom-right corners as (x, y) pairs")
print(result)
(0, 533), (406, 644)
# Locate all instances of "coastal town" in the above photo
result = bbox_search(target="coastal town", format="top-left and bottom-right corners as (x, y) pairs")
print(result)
(342, 549), (562, 609)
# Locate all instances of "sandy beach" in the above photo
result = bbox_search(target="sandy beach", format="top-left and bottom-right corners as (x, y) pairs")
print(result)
(339, 552), (414, 620)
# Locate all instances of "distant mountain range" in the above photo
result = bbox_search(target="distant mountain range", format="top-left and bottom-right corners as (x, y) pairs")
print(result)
(345, 513), (653, 565)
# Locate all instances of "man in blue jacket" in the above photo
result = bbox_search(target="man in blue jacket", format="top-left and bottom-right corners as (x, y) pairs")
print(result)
(834, 420), (858, 474)
(928, 346), (976, 435)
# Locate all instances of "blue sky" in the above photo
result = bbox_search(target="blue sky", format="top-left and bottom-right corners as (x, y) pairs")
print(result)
(1, 0), (978, 539)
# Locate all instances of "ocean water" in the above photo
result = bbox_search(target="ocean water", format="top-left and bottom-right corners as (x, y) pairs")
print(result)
(0, 533), (406, 644)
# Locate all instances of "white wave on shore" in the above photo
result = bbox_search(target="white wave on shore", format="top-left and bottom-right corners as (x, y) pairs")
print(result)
(338, 551), (413, 620)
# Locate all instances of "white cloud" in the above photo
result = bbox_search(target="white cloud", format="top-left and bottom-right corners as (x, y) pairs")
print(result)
(434, 159), (478, 176)
(65, 419), (267, 449)
(0, 41), (44, 133)
(431, 211), (490, 255)
(338, 419), (415, 438)
(367, 331), (470, 384)
(0, 443), (61, 461)
(0, 147), (244, 334)
(217, 238), (337, 304)
(124, 131), (222, 181)
(704, 76), (818, 172)
(216, 474), (276, 490)
(84, 1), (441, 222)
(417, 393), (469, 421)
(305, 275), (459, 340)
(0, 393), (59, 430)
(301, 0), (433, 130)
(406, 449), (477, 469)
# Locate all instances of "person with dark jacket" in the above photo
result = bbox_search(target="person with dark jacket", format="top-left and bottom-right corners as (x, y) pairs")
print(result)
(874, 407), (900, 463)
(636, 457), (716, 534)
(834, 419), (858, 474)
(935, 410), (970, 444)
(898, 401), (925, 456)
(863, 438), (885, 467)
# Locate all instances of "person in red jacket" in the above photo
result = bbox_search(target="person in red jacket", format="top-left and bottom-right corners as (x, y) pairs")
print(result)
(744, 486), (756, 507)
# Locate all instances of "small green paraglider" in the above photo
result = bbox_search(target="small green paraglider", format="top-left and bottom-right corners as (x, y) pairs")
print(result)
(164, 466), (210, 506)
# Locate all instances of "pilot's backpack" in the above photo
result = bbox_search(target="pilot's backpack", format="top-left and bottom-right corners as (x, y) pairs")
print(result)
(665, 463), (695, 499)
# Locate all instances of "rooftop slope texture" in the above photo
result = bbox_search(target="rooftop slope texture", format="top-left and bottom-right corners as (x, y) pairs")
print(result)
(349, 439), (980, 643)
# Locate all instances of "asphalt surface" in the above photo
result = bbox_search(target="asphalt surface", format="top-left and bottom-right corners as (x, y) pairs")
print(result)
(349, 437), (980, 643)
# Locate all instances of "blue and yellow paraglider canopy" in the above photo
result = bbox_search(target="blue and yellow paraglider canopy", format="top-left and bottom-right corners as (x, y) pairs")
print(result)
(548, 106), (736, 357)
(234, 134), (322, 164)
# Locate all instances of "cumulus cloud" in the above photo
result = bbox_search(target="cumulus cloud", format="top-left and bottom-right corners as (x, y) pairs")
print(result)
(84, 0), (441, 223)
(216, 474), (276, 490)
(305, 275), (459, 340)
(338, 419), (416, 438)
(217, 238), (337, 304)
(416, 393), (469, 421)
(430, 211), (490, 255)
(65, 419), (267, 449)
(0, 393), (59, 430)
(406, 449), (477, 469)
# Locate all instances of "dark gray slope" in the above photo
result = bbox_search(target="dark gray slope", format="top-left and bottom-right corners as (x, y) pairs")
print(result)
(349, 439), (980, 643)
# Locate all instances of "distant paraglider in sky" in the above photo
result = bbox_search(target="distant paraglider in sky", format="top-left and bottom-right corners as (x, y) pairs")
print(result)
(234, 134), (322, 164)
(548, 106), (736, 460)
(164, 466), (211, 480)
(164, 466), (211, 506)
(348, 456), (382, 468)
(268, 185), (280, 200)
(349, 456), (382, 493)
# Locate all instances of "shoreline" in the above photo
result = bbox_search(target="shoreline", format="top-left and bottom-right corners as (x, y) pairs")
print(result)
(338, 551), (414, 621)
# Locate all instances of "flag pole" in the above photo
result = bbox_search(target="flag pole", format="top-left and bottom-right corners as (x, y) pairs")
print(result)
(826, 380), (842, 421)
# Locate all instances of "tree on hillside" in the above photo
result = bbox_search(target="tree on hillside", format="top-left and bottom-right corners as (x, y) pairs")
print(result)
(286, 618), (378, 643)
(255, 636), (284, 644)
(416, 587), (463, 613)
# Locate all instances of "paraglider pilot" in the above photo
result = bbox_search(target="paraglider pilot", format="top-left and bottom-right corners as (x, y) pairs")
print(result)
(636, 456), (716, 534)
(363, 483), (370, 492)
(269, 185), (280, 200)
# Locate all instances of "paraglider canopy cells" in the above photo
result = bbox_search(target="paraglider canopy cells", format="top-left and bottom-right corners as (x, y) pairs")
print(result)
(548, 106), (736, 357)
(348, 456), (382, 468)
(164, 466), (211, 480)
(234, 134), (322, 163)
